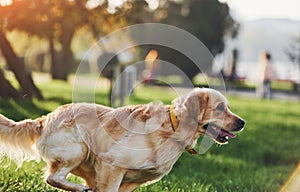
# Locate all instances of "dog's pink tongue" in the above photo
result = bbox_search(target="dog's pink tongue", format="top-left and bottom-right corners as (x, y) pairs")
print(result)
(219, 130), (236, 138)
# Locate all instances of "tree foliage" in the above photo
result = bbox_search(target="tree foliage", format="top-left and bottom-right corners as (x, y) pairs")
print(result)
(286, 34), (300, 65)
(137, 0), (237, 81)
(285, 33), (300, 93)
(0, 0), (237, 99)
(0, 0), (130, 80)
(163, 0), (235, 53)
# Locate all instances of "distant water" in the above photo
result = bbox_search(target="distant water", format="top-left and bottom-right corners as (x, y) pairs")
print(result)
(237, 61), (300, 83)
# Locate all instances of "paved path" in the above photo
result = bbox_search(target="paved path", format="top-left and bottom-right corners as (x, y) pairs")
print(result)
(227, 89), (300, 101)
(281, 163), (300, 192)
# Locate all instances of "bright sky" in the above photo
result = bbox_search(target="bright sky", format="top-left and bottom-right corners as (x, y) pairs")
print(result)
(219, 0), (300, 21)
(0, 0), (11, 6)
(1, 0), (300, 21)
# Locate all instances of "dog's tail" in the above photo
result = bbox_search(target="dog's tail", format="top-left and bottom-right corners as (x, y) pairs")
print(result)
(0, 114), (44, 165)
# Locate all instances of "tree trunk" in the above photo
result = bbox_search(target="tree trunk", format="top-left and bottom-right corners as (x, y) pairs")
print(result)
(0, 69), (20, 100)
(292, 82), (298, 93)
(51, 29), (74, 81)
(49, 37), (59, 79)
(0, 30), (43, 99)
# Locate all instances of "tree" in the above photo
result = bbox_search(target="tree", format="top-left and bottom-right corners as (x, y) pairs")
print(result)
(0, 0), (149, 99)
(0, 30), (43, 99)
(132, 0), (237, 81)
(0, 68), (20, 99)
(165, 0), (236, 80)
(285, 33), (300, 93)
(0, 0), (236, 100)
(0, 0), (47, 99)
(286, 34), (300, 63)
(0, 0), (86, 80)
(0, 0), (136, 80)
(0, 0), (145, 99)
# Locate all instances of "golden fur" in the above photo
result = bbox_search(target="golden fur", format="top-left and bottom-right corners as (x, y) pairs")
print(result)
(0, 88), (244, 192)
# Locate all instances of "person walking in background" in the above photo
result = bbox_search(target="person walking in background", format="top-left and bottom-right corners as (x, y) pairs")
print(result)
(256, 51), (276, 99)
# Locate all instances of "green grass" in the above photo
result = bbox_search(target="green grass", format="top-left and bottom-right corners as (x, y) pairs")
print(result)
(0, 80), (300, 191)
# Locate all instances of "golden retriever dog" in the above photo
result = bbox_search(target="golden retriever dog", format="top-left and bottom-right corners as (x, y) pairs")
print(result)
(0, 88), (244, 192)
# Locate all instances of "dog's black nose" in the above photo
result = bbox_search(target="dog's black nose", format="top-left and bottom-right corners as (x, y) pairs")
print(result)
(232, 118), (245, 132)
(237, 118), (245, 128)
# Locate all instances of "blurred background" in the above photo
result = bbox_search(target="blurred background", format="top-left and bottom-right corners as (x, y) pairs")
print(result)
(0, 0), (299, 101)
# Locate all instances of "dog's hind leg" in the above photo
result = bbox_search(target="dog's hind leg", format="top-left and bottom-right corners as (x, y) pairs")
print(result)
(40, 133), (92, 191)
(46, 158), (92, 192)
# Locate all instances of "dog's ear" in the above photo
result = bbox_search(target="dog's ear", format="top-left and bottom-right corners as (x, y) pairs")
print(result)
(172, 88), (210, 122)
(197, 92), (209, 125)
(185, 90), (209, 121)
(183, 95), (200, 117)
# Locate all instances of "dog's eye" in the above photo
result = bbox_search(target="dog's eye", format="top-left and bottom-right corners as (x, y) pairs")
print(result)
(216, 103), (225, 111)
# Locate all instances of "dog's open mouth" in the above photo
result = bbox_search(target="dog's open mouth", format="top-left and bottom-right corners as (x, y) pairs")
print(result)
(203, 124), (236, 144)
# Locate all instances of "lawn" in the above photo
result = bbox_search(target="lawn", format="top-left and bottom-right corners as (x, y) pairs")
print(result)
(0, 80), (299, 191)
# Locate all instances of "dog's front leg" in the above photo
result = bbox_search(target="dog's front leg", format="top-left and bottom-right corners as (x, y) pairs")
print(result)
(94, 159), (126, 192)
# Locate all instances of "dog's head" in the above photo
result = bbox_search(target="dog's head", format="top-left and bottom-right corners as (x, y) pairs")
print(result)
(172, 88), (245, 145)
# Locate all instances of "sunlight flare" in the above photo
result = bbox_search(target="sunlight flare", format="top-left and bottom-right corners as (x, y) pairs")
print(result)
(0, 0), (12, 7)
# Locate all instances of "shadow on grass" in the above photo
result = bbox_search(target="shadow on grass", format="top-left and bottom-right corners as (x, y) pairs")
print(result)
(46, 96), (70, 106)
(0, 98), (49, 120)
(0, 91), (110, 121)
